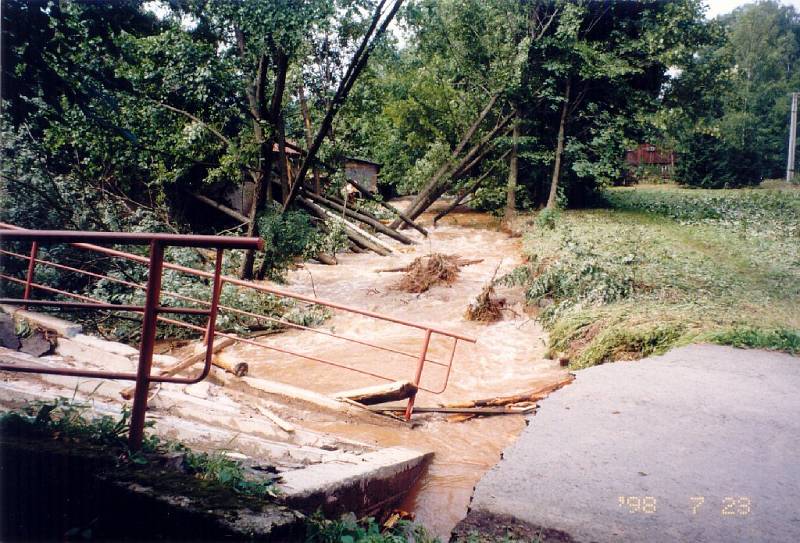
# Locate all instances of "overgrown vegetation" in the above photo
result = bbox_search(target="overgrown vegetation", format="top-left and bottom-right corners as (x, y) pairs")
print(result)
(505, 185), (800, 368)
(306, 513), (439, 543)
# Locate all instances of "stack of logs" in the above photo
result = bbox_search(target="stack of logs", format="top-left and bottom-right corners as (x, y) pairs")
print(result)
(190, 178), (428, 261)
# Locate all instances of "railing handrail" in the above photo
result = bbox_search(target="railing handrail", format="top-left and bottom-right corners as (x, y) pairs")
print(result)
(0, 229), (264, 250)
(0, 222), (477, 423)
(0, 222), (476, 343)
(0, 228), (255, 449)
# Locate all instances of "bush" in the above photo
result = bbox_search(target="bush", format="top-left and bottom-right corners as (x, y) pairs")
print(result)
(674, 132), (761, 188)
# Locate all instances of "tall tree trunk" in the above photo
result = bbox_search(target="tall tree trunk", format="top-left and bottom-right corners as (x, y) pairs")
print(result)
(547, 79), (571, 210)
(283, 0), (406, 210)
(277, 117), (290, 205)
(298, 84), (321, 194)
(505, 112), (519, 220)
(395, 113), (514, 228)
(388, 93), (500, 229)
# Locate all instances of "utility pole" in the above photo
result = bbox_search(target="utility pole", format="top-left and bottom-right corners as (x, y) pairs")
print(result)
(788, 92), (798, 182)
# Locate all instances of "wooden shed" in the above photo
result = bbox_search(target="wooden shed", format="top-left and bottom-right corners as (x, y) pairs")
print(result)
(344, 157), (381, 194)
(625, 143), (675, 178)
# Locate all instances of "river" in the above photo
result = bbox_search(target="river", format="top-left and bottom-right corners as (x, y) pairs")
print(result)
(227, 202), (568, 537)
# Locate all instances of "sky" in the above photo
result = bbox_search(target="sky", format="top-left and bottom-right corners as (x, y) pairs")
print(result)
(705, 0), (800, 18)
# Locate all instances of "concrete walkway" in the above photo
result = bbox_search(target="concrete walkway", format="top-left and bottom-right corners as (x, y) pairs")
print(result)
(456, 345), (800, 542)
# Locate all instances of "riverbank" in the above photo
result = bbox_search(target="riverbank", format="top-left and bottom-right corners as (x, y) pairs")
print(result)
(505, 183), (800, 369)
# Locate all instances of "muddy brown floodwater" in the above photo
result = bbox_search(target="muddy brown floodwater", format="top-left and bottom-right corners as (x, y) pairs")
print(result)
(227, 201), (568, 537)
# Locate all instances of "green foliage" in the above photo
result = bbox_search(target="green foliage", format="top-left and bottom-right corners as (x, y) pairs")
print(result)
(665, 1), (800, 183)
(603, 185), (800, 228)
(534, 208), (561, 230)
(673, 131), (761, 188)
(181, 449), (277, 498)
(306, 512), (439, 543)
(501, 228), (636, 328)
(706, 327), (800, 354)
(512, 185), (800, 368)
(257, 205), (319, 281)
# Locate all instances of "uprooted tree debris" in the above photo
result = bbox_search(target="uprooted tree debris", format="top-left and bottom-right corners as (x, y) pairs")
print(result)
(383, 254), (483, 293)
(465, 263), (506, 323)
(464, 283), (506, 323)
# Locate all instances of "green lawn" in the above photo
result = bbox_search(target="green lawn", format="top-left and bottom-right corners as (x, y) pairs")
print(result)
(509, 183), (800, 368)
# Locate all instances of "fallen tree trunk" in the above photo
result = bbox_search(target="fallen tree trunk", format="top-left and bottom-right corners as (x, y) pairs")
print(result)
(336, 380), (418, 405)
(214, 351), (249, 377)
(368, 405), (536, 415)
(394, 116), (514, 228)
(313, 253), (338, 265)
(300, 196), (393, 255)
(188, 192), (250, 224)
(304, 190), (416, 245)
(345, 179), (429, 237)
(389, 94), (501, 230)
(433, 153), (508, 225)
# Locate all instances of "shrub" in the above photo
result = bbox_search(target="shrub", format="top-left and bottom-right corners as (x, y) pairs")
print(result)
(674, 132), (761, 188)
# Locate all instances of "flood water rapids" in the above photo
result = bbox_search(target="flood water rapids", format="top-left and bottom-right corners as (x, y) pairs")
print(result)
(227, 202), (568, 537)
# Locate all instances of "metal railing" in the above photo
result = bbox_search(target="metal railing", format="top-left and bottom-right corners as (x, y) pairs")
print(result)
(0, 223), (477, 434)
(0, 228), (262, 449)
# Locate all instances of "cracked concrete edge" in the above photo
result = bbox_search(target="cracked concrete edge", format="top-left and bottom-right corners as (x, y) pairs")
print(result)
(280, 446), (434, 516)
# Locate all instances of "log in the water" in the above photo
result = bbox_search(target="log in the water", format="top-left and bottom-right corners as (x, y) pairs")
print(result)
(300, 197), (393, 255)
(344, 179), (429, 237)
(336, 380), (418, 405)
(445, 374), (575, 408)
(304, 191), (416, 245)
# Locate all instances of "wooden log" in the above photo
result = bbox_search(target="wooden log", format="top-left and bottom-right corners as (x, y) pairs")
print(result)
(367, 405), (536, 415)
(345, 179), (429, 237)
(433, 151), (508, 225)
(445, 374), (575, 409)
(313, 252), (338, 265)
(256, 405), (295, 433)
(299, 197), (393, 255)
(335, 380), (418, 405)
(304, 191), (416, 245)
(214, 351), (249, 377)
(120, 336), (238, 400)
(188, 192), (250, 224)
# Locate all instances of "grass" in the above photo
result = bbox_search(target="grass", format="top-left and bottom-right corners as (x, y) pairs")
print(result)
(506, 183), (800, 368)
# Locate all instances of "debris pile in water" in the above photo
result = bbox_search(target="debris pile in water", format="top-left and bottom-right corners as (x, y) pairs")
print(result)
(394, 253), (462, 293)
(465, 283), (506, 323)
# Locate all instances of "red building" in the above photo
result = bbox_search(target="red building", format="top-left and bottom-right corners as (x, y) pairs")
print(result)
(625, 143), (675, 179)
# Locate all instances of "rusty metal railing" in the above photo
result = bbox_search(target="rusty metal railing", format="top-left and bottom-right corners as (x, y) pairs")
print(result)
(0, 228), (263, 449)
(0, 222), (477, 425)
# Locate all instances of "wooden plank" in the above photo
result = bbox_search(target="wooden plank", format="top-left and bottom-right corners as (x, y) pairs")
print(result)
(445, 374), (575, 408)
(256, 404), (295, 433)
(335, 380), (418, 405)
(367, 405), (536, 415)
